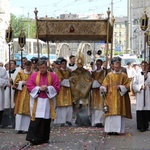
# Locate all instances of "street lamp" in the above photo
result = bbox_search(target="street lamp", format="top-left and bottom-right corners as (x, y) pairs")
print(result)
(18, 29), (26, 68)
(140, 10), (149, 107)
(5, 23), (13, 127)
(140, 10), (149, 61)
(140, 10), (149, 31)
(5, 24), (13, 43)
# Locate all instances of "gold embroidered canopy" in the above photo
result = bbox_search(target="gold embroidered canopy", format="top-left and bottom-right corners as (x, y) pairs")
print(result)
(34, 8), (115, 64)
(35, 19), (113, 42)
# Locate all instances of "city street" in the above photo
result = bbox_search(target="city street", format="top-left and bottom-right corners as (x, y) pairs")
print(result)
(0, 1), (150, 149)
(0, 95), (150, 150)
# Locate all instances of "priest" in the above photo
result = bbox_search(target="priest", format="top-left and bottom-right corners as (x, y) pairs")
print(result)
(101, 61), (132, 135)
(91, 59), (105, 127)
(2, 60), (20, 128)
(55, 58), (72, 127)
(26, 60), (60, 145)
(13, 61), (33, 134)
(132, 61), (150, 132)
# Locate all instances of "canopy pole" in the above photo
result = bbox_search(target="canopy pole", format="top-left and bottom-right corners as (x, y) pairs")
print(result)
(47, 41), (50, 61)
(110, 16), (115, 60)
(106, 8), (111, 69)
(34, 8), (40, 60)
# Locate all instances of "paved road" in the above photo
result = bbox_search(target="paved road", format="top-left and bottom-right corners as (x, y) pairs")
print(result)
(103, 95), (150, 150)
(0, 95), (150, 150)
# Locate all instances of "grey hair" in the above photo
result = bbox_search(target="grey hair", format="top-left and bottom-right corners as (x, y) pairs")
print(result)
(37, 60), (47, 66)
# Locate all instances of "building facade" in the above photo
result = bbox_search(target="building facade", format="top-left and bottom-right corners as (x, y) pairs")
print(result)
(113, 17), (127, 54)
(131, 0), (150, 58)
(0, 0), (10, 64)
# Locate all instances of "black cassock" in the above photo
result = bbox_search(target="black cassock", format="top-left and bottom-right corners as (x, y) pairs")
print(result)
(26, 118), (51, 145)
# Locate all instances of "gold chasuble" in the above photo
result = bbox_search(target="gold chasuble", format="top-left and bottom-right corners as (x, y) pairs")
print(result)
(13, 70), (32, 116)
(91, 70), (105, 110)
(55, 69), (72, 107)
(102, 72), (132, 119)
(31, 71), (56, 121)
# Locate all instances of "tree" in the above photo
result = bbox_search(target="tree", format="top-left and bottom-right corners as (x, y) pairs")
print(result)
(11, 14), (36, 39)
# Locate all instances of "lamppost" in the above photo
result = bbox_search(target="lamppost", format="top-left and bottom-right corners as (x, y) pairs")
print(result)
(18, 29), (26, 68)
(140, 10), (148, 61)
(140, 10), (149, 107)
(5, 23), (13, 127)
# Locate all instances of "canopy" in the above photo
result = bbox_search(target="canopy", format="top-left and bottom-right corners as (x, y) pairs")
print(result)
(36, 19), (113, 42)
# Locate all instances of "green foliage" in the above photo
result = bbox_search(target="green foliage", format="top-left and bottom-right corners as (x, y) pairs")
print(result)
(113, 51), (124, 55)
(11, 13), (36, 38)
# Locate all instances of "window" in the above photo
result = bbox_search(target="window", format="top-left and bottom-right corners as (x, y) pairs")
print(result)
(119, 32), (121, 36)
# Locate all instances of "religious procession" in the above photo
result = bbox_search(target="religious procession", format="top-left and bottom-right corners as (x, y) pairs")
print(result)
(0, 5), (150, 150)
(0, 48), (150, 148)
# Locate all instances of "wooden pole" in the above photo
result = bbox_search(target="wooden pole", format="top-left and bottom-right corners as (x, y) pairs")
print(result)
(110, 16), (115, 60)
(34, 8), (40, 60)
(8, 43), (12, 127)
(105, 8), (111, 70)
(5, 23), (13, 127)
(143, 32), (147, 107)
(47, 41), (50, 61)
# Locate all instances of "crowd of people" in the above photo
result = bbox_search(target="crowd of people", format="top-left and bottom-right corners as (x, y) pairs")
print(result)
(0, 54), (150, 145)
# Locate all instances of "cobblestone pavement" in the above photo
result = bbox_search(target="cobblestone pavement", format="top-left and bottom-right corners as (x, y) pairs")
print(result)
(0, 126), (104, 150)
(0, 95), (150, 150)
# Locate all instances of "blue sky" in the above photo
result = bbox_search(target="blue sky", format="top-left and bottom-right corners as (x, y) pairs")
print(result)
(10, 0), (127, 18)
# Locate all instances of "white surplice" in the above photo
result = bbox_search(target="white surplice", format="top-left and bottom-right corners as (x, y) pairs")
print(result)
(55, 106), (73, 124)
(30, 86), (57, 119)
(104, 116), (125, 133)
(4, 67), (20, 109)
(55, 78), (73, 124)
(0, 67), (8, 111)
(15, 114), (30, 131)
(91, 69), (105, 126)
(132, 72), (150, 110)
(91, 109), (104, 126)
(67, 64), (77, 71)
